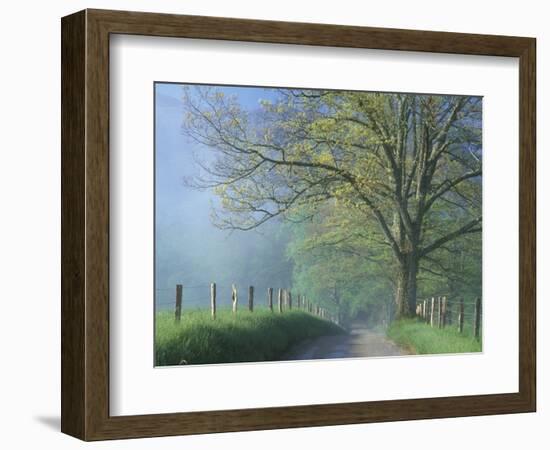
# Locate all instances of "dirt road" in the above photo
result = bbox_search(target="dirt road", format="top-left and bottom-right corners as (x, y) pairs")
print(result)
(282, 321), (409, 361)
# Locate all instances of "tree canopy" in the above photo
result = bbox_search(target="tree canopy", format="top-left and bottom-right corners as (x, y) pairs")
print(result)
(181, 86), (482, 319)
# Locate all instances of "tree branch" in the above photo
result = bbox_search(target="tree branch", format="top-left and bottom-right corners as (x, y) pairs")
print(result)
(420, 216), (482, 257)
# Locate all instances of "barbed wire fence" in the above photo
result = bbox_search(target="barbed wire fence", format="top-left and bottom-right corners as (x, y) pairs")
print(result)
(415, 295), (482, 340)
(156, 282), (341, 325)
(155, 283), (480, 339)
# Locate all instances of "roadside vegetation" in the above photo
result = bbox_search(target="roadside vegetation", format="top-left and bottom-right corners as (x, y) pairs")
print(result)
(387, 319), (482, 355)
(155, 309), (345, 366)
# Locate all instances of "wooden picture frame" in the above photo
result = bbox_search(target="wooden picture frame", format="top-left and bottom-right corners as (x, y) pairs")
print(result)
(61, 9), (536, 441)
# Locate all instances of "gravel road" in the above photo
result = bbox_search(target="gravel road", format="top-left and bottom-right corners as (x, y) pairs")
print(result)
(282, 321), (409, 361)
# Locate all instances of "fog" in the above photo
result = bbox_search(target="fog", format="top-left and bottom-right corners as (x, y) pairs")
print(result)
(155, 84), (291, 311)
(154, 83), (482, 326)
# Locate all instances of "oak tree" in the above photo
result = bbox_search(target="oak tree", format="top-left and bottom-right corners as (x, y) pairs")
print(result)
(182, 87), (482, 318)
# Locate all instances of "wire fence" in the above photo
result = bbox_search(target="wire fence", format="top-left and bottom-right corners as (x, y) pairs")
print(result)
(415, 295), (482, 339)
(155, 283), (481, 339)
(157, 282), (341, 325)
(155, 283), (291, 308)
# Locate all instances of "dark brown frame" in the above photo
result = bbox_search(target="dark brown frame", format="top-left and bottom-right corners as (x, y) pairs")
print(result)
(61, 9), (536, 441)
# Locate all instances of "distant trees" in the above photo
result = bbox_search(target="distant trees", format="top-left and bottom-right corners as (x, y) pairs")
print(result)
(182, 87), (482, 319)
(285, 200), (394, 324)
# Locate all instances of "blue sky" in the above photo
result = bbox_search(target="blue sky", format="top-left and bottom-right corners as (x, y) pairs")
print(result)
(154, 83), (275, 228)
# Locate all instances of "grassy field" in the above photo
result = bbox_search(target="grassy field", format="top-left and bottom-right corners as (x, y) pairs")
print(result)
(155, 309), (345, 366)
(387, 319), (482, 355)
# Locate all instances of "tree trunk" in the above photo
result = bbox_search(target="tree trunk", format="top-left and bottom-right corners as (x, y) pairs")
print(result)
(394, 252), (419, 319)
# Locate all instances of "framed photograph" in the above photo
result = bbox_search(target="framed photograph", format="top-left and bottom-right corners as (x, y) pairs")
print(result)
(61, 9), (536, 440)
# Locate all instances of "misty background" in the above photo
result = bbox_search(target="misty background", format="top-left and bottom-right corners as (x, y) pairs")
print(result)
(155, 83), (291, 310)
(154, 83), (482, 328)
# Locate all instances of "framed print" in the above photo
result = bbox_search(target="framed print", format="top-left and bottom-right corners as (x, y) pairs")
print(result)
(61, 9), (536, 440)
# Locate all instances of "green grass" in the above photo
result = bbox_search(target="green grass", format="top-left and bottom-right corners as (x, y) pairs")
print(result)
(155, 308), (345, 366)
(387, 319), (482, 355)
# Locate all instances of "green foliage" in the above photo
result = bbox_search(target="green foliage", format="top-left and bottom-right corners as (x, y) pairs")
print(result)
(285, 206), (394, 326)
(417, 233), (482, 301)
(181, 86), (482, 318)
(387, 319), (482, 354)
(155, 309), (345, 366)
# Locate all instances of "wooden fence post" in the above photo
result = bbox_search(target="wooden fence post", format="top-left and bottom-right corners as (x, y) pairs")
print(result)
(430, 297), (435, 327)
(458, 297), (464, 333)
(425, 300), (430, 324)
(175, 284), (182, 323)
(474, 297), (482, 339)
(268, 287), (273, 312)
(248, 286), (254, 312)
(446, 298), (453, 325)
(232, 284), (238, 314)
(278, 288), (283, 313)
(441, 296), (447, 328)
(288, 291), (292, 310)
(210, 282), (216, 319)
(423, 300), (427, 320)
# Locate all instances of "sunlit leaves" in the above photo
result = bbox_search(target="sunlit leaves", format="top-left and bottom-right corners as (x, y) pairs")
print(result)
(180, 85), (482, 315)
